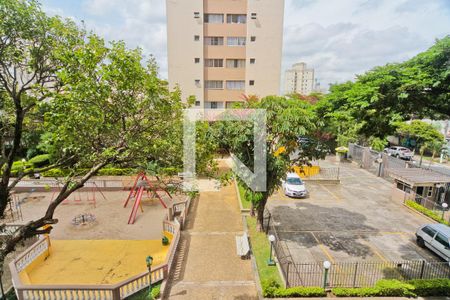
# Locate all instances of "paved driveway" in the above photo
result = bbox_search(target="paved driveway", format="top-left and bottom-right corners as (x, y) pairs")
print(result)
(267, 160), (445, 264)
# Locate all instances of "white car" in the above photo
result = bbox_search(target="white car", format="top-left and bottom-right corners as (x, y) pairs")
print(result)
(282, 173), (307, 198)
(384, 146), (414, 160)
(416, 224), (450, 262)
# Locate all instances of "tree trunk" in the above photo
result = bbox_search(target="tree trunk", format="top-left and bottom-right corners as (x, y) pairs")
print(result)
(256, 196), (268, 231)
(0, 185), (10, 218)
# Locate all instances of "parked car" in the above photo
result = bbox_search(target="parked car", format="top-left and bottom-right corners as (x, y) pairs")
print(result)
(383, 146), (414, 160)
(282, 172), (307, 198)
(416, 224), (450, 262)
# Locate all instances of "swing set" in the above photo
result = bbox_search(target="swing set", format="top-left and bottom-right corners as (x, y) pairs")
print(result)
(123, 173), (173, 224)
(50, 182), (107, 208)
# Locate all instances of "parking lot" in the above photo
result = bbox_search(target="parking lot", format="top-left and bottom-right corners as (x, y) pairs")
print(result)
(267, 159), (445, 264)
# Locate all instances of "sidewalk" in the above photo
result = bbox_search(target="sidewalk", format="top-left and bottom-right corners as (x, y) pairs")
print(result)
(163, 181), (258, 299)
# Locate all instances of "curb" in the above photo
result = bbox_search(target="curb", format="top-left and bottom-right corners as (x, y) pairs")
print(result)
(234, 178), (252, 214)
(402, 203), (442, 224)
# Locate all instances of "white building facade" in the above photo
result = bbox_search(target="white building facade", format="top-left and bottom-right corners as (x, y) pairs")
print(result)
(284, 62), (315, 95)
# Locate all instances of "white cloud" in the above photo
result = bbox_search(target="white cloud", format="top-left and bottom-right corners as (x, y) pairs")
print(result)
(41, 0), (450, 87)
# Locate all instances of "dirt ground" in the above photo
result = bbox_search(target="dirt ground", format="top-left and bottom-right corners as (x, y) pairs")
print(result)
(14, 189), (183, 240)
(268, 158), (446, 264)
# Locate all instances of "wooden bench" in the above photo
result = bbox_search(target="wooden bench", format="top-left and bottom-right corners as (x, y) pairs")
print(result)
(236, 232), (250, 259)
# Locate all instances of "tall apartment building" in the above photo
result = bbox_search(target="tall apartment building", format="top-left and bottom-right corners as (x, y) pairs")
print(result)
(284, 62), (315, 95)
(166, 0), (284, 109)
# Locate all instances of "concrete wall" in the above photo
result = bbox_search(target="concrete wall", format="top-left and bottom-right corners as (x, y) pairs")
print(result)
(167, 0), (204, 106)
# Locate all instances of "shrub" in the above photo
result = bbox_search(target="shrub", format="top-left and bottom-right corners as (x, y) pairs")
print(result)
(408, 278), (450, 296)
(332, 287), (380, 297)
(375, 279), (415, 297)
(406, 200), (449, 225)
(262, 279), (325, 298)
(28, 154), (51, 167)
(273, 287), (326, 297)
(96, 168), (135, 176)
(42, 168), (69, 177)
(262, 279), (280, 297)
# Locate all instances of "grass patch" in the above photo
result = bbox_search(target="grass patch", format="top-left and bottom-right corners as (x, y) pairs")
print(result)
(238, 183), (252, 209)
(246, 216), (282, 285)
(405, 200), (449, 225)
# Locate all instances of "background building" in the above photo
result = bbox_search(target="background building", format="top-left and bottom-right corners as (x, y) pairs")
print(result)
(284, 62), (315, 95)
(166, 0), (285, 109)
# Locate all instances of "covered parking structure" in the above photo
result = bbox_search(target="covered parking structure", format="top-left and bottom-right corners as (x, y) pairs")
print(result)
(389, 168), (450, 210)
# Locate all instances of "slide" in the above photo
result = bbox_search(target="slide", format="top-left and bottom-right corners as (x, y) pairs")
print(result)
(128, 186), (144, 224)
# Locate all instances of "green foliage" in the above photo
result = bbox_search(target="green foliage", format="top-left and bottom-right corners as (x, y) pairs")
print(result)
(96, 168), (135, 176)
(41, 168), (68, 177)
(396, 120), (444, 145)
(407, 278), (450, 296)
(238, 183), (252, 209)
(246, 217), (282, 286)
(332, 279), (450, 297)
(369, 137), (388, 152)
(126, 284), (161, 299)
(316, 36), (450, 143)
(405, 200), (449, 225)
(262, 279), (326, 298)
(213, 96), (320, 221)
(28, 154), (51, 167)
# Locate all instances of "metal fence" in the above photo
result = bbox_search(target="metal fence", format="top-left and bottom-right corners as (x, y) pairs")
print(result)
(301, 167), (340, 181)
(262, 209), (450, 288)
(403, 193), (450, 223)
(287, 260), (450, 288)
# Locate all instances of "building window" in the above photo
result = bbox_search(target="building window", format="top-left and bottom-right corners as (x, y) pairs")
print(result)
(194, 35), (200, 41)
(227, 37), (246, 46)
(226, 80), (245, 90)
(205, 80), (223, 89)
(194, 58), (200, 63)
(205, 59), (223, 67)
(210, 101), (218, 109)
(195, 101), (201, 106)
(249, 80), (255, 86)
(195, 79), (201, 86)
(251, 13), (257, 19)
(250, 58), (256, 64)
(194, 12), (200, 18)
(226, 59), (245, 68)
(250, 36), (256, 42)
(204, 36), (224, 46)
(204, 14), (224, 23)
(227, 14), (246, 24)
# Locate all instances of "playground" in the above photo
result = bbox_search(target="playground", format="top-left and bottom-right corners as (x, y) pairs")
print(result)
(9, 175), (186, 289)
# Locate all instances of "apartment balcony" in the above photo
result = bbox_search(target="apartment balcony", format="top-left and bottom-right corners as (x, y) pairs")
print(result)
(204, 67), (246, 80)
(204, 89), (245, 102)
(204, 23), (246, 37)
(204, 45), (246, 59)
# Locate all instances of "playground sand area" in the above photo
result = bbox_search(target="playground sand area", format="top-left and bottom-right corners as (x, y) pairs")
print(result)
(13, 188), (182, 285)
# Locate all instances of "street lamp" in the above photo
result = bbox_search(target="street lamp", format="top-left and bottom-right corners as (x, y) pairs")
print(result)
(442, 203), (448, 220)
(323, 260), (331, 289)
(146, 255), (153, 298)
(267, 234), (276, 266)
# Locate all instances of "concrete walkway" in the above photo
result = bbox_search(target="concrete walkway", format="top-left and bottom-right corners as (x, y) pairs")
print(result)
(163, 182), (258, 299)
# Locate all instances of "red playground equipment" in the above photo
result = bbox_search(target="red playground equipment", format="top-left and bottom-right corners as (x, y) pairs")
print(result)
(123, 173), (173, 224)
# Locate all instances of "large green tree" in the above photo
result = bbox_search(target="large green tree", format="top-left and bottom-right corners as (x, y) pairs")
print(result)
(317, 36), (450, 144)
(213, 96), (321, 225)
(0, 0), (215, 279)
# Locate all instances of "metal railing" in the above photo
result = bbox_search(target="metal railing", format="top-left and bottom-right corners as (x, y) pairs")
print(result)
(287, 260), (450, 288)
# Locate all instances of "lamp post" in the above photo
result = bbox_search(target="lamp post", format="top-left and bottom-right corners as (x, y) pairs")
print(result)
(323, 261), (331, 289)
(146, 255), (153, 298)
(267, 234), (276, 266)
(442, 203), (448, 220)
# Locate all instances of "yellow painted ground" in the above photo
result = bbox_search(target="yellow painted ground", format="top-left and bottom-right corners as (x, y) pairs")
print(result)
(21, 239), (170, 285)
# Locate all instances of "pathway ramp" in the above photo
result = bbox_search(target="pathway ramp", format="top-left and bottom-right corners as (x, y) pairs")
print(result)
(164, 181), (258, 299)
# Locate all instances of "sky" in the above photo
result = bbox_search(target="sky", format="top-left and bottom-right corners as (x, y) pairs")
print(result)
(40, 0), (450, 89)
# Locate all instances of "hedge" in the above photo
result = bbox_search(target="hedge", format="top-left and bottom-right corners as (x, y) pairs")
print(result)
(405, 200), (449, 225)
(262, 279), (326, 298)
(407, 278), (450, 296)
(28, 154), (51, 167)
(332, 278), (450, 297)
